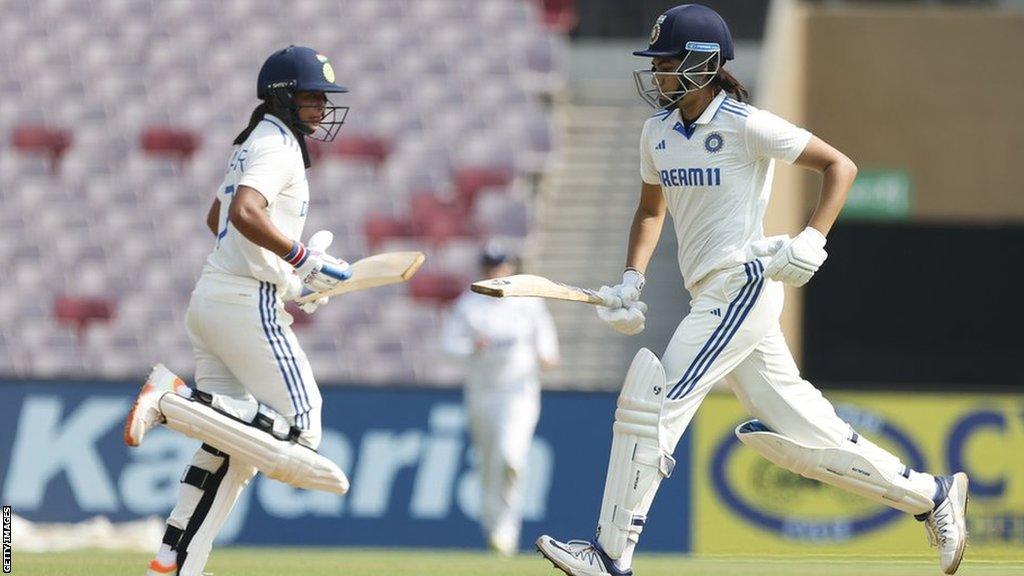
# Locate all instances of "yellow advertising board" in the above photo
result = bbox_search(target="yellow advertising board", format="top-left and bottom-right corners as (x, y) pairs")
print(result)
(693, 391), (1024, 559)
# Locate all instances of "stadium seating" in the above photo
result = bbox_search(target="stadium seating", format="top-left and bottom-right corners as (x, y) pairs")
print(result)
(0, 0), (565, 384)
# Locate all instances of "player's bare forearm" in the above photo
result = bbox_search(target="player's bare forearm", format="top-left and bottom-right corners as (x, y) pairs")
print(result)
(795, 136), (857, 236)
(228, 186), (295, 257)
(206, 199), (220, 236)
(625, 182), (667, 274)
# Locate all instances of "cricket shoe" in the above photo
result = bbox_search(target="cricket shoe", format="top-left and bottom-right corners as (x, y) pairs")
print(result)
(145, 558), (176, 575)
(124, 364), (187, 447)
(536, 536), (631, 576)
(918, 472), (969, 574)
(146, 558), (212, 576)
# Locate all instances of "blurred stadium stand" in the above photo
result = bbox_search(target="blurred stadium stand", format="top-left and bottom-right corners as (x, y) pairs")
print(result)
(0, 0), (568, 384)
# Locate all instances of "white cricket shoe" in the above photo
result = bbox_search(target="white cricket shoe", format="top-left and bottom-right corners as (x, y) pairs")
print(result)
(922, 472), (969, 574)
(124, 364), (187, 447)
(536, 536), (631, 576)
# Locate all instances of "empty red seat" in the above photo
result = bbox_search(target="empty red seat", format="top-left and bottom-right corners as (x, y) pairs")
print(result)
(332, 136), (390, 164)
(140, 126), (200, 159)
(537, 0), (578, 33)
(409, 194), (477, 244)
(454, 167), (513, 212)
(364, 213), (413, 250)
(54, 296), (115, 335)
(409, 272), (466, 304)
(307, 135), (390, 164)
(11, 124), (72, 171)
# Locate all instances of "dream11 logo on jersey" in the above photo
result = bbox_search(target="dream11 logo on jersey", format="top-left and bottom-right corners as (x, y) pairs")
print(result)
(708, 404), (925, 542)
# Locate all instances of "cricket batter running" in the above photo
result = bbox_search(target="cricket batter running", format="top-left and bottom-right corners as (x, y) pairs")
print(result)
(123, 45), (352, 576)
(536, 5), (969, 575)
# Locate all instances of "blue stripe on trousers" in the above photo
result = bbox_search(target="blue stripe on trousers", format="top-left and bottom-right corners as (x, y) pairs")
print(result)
(258, 282), (302, 419)
(265, 283), (312, 428)
(667, 261), (765, 399)
(670, 260), (766, 399)
(667, 262), (756, 399)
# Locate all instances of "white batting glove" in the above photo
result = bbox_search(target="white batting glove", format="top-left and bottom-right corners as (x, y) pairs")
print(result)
(749, 234), (791, 259)
(284, 231), (351, 295)
(602, 268), (646, 307)
(597, 300), (648, 335)
(764, 227), (828, 287)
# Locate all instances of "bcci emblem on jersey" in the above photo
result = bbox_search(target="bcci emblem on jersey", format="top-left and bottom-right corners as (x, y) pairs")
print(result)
(704, 132), (724, 154)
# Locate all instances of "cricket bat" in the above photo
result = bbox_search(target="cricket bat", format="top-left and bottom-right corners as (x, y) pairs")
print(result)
(296, 251), (426, 304)
(470, 274), (619, 307)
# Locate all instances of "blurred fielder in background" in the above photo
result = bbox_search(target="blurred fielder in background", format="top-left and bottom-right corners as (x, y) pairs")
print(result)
(123, 45), (353, 576)
(443, 244), (560, 556)
(537, 5), (969, 576)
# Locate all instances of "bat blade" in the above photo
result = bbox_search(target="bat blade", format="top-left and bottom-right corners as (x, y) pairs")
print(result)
(296, 251), (426, 303)
(471, 274), (615, 307)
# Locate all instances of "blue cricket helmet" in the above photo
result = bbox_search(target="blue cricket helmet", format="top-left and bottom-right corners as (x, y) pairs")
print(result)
(257, 46), (349, 143)
(257, 45), (348, 98)
(632, 4), (735, 109)
(633, 4), (734, 61)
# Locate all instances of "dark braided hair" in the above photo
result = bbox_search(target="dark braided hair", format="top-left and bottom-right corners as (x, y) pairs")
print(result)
(232, 102), (271, 145)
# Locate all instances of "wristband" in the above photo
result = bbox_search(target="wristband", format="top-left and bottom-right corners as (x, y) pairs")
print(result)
(284, 242), (309, 268)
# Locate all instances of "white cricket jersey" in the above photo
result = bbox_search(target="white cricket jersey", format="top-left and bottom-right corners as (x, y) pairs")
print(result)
(442, 291), (560, 392)
(640, 90), (812, 290)
(203, 114), (309, 290)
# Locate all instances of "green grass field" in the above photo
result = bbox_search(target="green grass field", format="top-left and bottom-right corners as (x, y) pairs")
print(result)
(12, 548), (1024, 576)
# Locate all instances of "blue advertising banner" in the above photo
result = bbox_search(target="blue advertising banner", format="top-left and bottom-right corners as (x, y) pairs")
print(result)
(0, 380), (692, 552)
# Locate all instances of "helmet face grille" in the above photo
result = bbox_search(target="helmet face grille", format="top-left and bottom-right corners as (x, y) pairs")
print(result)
(633, 46), (721, 109)
(264, 87), (349, 142)
(307, 100), (349, 143)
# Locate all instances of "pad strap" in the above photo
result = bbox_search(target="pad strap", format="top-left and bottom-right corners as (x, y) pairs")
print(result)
(181, 465), (215, 490)
(162, 524), (184, 549)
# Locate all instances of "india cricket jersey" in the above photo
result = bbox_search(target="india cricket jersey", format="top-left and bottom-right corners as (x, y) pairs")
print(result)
(639, 90), (811, 290)
(204, 113), (310, 290)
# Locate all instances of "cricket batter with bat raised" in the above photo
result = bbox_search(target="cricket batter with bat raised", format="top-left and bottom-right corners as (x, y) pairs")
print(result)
(121, 45), (393, 576)
(531, 5), (969, 575)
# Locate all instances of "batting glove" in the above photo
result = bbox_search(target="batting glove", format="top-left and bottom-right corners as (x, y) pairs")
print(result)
(284, 231), (351, 295)
(597, 300), (648, 335)
(603, 268), (646, 307)
(764, 227), (828, 287)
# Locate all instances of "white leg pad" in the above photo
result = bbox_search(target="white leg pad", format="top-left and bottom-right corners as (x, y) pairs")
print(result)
(159, 393), (349, 494)
(736, 420), (933, 515)
(597, 348), (676, 558)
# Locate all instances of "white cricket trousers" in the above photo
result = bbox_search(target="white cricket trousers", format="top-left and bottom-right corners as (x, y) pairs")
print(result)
(163, 273), (323, 576)
(658, 260), (934, 498)
(465, 385), (540, 551)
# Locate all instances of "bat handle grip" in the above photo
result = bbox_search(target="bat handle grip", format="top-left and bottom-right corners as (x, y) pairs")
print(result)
(597, 293), (622, 308)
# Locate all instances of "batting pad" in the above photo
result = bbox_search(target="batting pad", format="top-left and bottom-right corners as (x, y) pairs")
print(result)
(736, 420), (933, 515)
(159, 393), (349, 494)
(597, 348), (676, 558)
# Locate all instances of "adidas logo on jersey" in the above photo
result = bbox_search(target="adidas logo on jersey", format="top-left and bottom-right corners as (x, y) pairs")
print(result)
(655, 140), (666, 150)
(711, 308), (722, 318)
